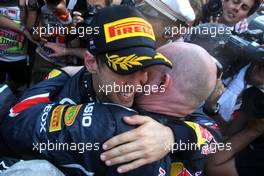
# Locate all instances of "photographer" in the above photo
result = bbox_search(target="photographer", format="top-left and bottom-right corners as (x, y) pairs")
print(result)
(217, 61), (264, 122)
(185, 22), (264, 130)
(41, 0), (124, 66)
(205, 86), (264, 176)
(31, 0), (89, 83)
(203, 0), (261, 32)
(45, 0), (197, 57)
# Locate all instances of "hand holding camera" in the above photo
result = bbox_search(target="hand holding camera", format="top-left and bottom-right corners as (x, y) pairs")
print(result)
(72, 11), (84, 27)
(241, 86), (264, 119)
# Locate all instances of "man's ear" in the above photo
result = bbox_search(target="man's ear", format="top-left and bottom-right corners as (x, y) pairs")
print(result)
(160, 73), (171, 89)
(84, 51), (98, 73)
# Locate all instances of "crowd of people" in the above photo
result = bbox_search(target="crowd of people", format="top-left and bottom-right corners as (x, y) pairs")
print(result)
(0, 0), (263, 176)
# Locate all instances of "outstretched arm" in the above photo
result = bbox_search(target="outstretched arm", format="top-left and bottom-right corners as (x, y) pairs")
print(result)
(44, 42), (86, 59)
(0, 15), (37, 44)
(205, 114), (264, 176)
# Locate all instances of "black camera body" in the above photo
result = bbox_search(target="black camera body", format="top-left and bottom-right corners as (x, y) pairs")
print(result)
(80, 5), (98, 26)
(225, 16), (264, 119)
(241, 87), (264, 119)
(224, 15), (264, 63)
(202, 0), (223, 22)
(224, 30), (264, 62)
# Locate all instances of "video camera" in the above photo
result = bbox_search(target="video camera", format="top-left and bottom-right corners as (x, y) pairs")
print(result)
(224, 16), (264, 62)
(224, 30), (264, 62)
(229, 17), (264, 119)
(202, 0), (223, 22)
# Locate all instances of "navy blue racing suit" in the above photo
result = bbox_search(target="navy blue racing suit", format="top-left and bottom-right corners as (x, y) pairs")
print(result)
(0, 69), (221, 175)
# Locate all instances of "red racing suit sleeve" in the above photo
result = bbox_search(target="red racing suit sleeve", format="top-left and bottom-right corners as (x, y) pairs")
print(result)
(8, 69), (70, 118)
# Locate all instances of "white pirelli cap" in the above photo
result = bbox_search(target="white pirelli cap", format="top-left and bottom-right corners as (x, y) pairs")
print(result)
(146, 0), (196, 23)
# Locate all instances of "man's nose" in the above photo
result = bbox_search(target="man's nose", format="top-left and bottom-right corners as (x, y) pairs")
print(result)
(233, 4), (241, 12)
(139, 70), (148, 85)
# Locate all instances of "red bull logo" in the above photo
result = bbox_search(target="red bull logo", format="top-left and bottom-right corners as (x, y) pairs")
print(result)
(199, 126), (213, 143)
(171, 162), (192, 176)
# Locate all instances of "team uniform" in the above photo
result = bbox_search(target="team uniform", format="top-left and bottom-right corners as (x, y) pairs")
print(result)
(1, 5), (221, 175)
(0, 69), (221, 175)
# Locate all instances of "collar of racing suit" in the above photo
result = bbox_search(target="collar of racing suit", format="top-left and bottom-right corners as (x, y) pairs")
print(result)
(80, 68), (97, 103)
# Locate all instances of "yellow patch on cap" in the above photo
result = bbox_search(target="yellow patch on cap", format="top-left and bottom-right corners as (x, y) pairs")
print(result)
(104, 17), (155, 43)
(154, 52), (172, 66)
(106, 54), (151, 71)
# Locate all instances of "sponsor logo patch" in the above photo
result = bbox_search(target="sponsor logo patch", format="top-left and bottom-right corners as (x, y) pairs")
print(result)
(199, 125), (213, 143)
(46, 69), (62, 79)
(40, 103), (54, 133)
(49, 105), (66, 132)
(171, 162), (192, 176)
(185, 121), (210, 146)
(185, 121), (217, 155)
(159, 167), (166, 176)
(64, 105), (82, 126)
(104, 17), (155, 43)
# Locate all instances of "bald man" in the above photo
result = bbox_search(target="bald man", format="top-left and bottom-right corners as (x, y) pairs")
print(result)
(101, 42), (220, 174)
(0, 43), (219, 175)
(136, 42), (217, 115)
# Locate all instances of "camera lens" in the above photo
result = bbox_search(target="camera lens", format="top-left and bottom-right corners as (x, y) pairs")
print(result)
(207, 0), (222, 15)
(202, 0), (223, 22)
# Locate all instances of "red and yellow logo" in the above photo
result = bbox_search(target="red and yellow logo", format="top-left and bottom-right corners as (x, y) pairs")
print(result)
(64, 105), (82, 127)
(49, 105), (66, 132)
(185, 121), (213, 146)
(104, 17), (155, 43)
(46, 69), (62, 80)
(171, 162), (192, 176)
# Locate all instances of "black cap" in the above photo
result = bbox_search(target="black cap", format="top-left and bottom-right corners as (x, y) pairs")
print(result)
(87, 5), (172, 75)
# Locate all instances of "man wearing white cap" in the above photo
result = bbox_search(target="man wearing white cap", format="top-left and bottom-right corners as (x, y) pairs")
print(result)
(45, 0), (197, 55)
(135, 0), (196, 46)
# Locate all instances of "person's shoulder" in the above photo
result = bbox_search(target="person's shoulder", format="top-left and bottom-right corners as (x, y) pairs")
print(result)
(0, 84), (17, 122)
(187, 108), (222, 142)
(65, 67), (89, 84)
(102, 103), (138, 132)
